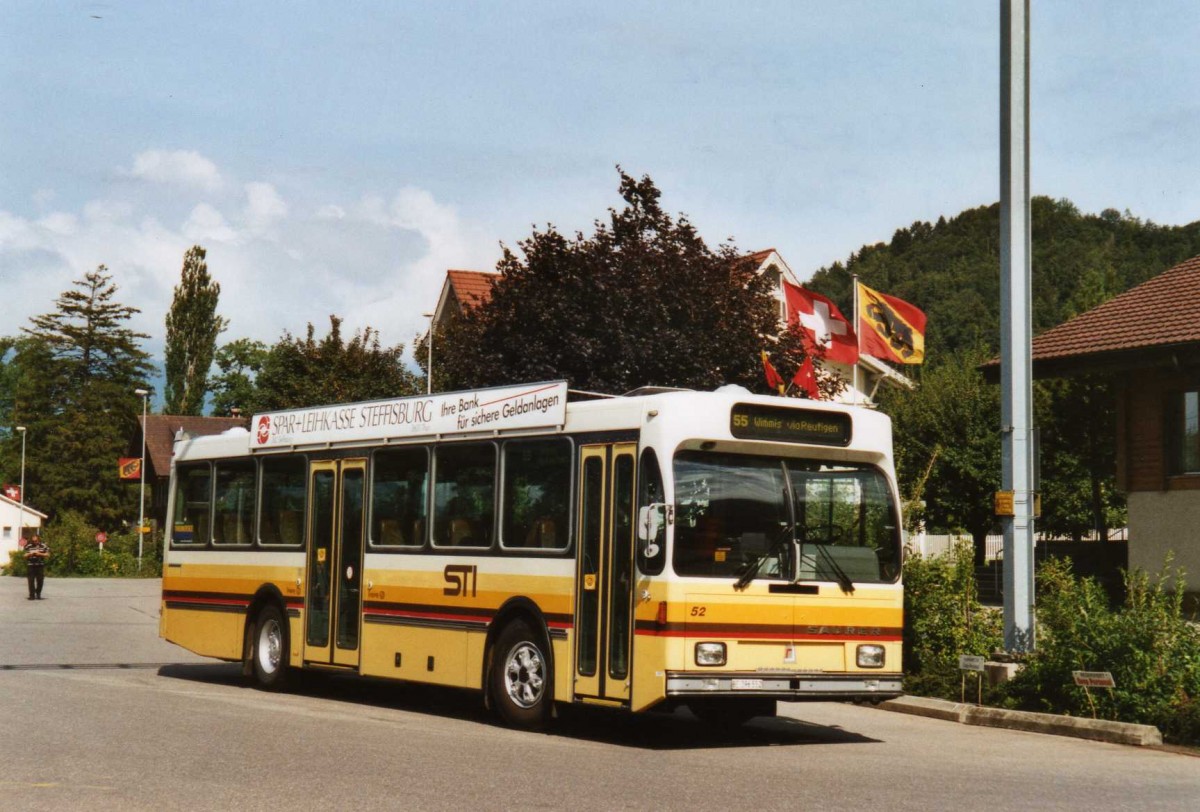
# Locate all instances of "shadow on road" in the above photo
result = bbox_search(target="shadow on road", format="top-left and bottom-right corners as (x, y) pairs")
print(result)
(157, 662), (880, 750)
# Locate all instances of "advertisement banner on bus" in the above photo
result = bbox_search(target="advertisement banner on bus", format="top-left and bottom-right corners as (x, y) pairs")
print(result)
(250, 381), (568, 449)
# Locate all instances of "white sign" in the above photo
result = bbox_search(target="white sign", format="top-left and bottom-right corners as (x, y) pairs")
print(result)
(251, 381), (568, 449)
(958, 655), (986, 672)
(1072, 670), (1115, 688)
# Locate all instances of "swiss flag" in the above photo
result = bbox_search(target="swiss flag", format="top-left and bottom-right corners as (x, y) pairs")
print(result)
(3, 484), (20, 501)
(783, 281), (859, 365)
(792, 354), (820, 399)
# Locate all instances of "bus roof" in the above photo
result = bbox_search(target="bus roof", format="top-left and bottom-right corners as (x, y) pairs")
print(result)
(171, 382), (891, 463)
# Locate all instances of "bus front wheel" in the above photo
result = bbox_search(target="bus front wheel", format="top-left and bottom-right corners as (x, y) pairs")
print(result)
(490, 620), (552, 729)
(250, 603), (290, 691)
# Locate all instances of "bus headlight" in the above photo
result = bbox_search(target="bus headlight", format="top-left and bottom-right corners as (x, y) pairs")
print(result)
(856, 644), (885, 668)
(695, 642), (727, 667)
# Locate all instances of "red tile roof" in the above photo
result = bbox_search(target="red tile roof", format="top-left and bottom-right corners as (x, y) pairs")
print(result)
(745, 248), (777, 266)
(140, 415), (248, 480)
(1030, 254), (1200, 363)
(447, 270), (497, 310)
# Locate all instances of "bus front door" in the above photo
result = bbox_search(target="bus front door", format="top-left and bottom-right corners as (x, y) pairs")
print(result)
(304, 459), (367, 668)
(574, 443), (636, 704)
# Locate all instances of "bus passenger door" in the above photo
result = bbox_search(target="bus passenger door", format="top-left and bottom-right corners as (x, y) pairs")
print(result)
(574, 443), (636, 703)
(304, 459), (367, 668)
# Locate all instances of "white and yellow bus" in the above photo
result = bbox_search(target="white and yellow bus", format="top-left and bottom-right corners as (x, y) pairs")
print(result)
(160, 381), (903, 728)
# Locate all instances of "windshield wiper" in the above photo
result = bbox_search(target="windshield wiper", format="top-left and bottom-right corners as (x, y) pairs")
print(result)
(735, 518), (793, 590)
(812, 542), (856, 594)
(735, 476), (796, 591)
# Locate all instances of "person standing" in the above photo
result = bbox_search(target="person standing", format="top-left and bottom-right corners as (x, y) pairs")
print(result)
(24, 534), (49, 600)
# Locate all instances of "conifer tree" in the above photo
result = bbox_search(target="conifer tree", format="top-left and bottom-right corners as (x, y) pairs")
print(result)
(164, 245), (227, 415)
(14, 266), (153, 525)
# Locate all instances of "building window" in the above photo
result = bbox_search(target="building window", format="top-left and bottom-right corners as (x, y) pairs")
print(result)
(1167, 391), (1200, 474)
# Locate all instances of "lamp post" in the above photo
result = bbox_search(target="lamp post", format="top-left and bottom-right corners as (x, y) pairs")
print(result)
(135, 388), (149, 570)
(423, 312), (435, 394)
(16, 426), (26, 544)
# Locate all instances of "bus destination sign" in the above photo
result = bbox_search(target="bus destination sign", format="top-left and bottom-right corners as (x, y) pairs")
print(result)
(730, 403), (852, 446)
(251, 381), (568, 449)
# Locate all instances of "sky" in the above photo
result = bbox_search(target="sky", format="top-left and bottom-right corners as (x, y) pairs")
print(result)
(2, 2), (1198, 378)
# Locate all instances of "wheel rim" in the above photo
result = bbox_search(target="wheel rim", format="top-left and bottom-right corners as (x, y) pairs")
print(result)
(257, 617), (282, 675)
(503, 642), (545, 709)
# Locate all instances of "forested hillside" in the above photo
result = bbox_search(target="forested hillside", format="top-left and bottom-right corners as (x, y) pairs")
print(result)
(808, 197), (1200, 361)
(807, 197), (1200, 546)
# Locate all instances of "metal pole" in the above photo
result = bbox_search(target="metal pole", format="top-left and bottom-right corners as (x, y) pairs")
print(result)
(423, 312), (435, 394)
(1000, 0), (1035, 652)
(851, 275), (860, 405)
(16, 426), (26, 542)
(135, 388), (149, 570)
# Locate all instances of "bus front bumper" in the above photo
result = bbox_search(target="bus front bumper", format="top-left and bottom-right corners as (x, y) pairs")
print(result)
(665, 671), (903, 702)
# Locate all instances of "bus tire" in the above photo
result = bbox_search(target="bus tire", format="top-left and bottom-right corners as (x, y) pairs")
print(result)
(490, 620), (552, 730)
(250, 603), (290, 691)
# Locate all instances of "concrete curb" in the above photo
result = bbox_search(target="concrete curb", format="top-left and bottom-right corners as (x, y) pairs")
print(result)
(879, 696), (1163, 747)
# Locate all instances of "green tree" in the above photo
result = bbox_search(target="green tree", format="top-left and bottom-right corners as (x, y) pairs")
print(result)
(253, 316), (420, 410)
(164, 245), (228, 415)
(209, 338), (269, 416)
(429, 169), (789, 394)
(13, 266), (153, 526)
(1035, 375), (1125, 541)
(877, 348), (1001, 564)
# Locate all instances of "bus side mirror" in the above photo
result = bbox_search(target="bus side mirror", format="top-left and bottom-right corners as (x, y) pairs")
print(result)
(638, 503), (665, 558)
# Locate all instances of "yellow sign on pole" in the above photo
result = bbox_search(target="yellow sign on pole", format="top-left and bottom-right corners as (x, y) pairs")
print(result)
(994, 491), (1015, 517)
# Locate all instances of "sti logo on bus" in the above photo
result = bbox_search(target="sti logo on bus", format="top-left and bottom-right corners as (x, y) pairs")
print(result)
(443, 564), (478, 598)
(256, 415), (271, 445)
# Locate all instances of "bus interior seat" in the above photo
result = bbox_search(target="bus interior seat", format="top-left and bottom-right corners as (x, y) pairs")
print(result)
(526, 516), (559, 548)
(259, 515), (278, 545)
(448, 518), (474, 546)
(221, 514), (250, 545)
(278, 510), (301, 545)
(378, 518), (404, 546)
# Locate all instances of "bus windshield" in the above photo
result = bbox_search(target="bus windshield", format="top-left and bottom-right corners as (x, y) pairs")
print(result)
(672, 451), (901, 584)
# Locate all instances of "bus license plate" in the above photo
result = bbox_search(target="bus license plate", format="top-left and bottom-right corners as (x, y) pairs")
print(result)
(732, 678), (764, 690)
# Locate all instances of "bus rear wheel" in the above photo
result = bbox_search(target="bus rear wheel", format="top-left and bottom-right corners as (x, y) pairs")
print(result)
(250, 604), (290, 691)
(490, 620), (552, 730)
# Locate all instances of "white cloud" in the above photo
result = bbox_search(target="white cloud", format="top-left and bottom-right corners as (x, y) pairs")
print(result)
(128, 149), (223, 191)
(183, 203), (237, 243)
(0, 150), (497, 373)
(243, 182), (288, 234)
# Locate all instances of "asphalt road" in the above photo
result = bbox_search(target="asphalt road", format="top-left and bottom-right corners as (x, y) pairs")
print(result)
(2, 577), (1197, 811)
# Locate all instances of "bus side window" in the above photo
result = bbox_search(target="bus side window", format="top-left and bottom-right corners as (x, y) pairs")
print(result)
(172, 463), (212, 546)
(213, 460), (256, 546)
(371, 447), (428, 548)
(260, 456), (306, 547)
(501, 438), (571, 551)
(433, 444), (495, 549)
(637, 448), (666, 575)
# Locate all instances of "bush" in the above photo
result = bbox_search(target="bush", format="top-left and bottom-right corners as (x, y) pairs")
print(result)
(902, 540), (1003, 700)
(1003, 557), (1200, 745)
(4, 511), (162, 578)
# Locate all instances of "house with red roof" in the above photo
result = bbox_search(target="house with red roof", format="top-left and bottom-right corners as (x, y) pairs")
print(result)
(1023, 254), (1200, 601)
(136, 414), (248, 529)
(0, 492), (47, 560)
(429, 251), (910, 404)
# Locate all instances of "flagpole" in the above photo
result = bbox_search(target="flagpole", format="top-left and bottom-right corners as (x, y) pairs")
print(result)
(852, 274), (860, 405)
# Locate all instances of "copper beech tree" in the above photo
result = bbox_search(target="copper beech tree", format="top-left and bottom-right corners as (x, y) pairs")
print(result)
(423, 170), (829, 396)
